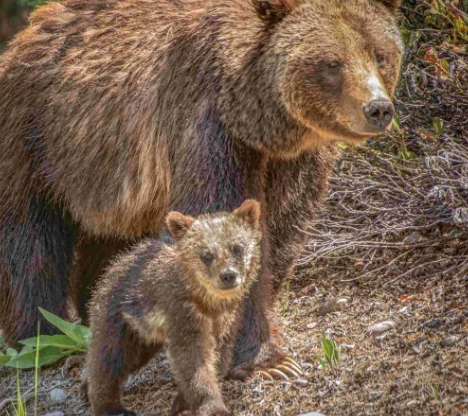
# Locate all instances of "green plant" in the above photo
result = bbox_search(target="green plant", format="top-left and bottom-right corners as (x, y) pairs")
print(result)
(6, 323), (41, 416)
(0, 308), (90, 369)
(316, 333), (340, 371)
(430, 384), (442, 401)
(6, 372), (28, 416)
(18, 0), (48, 7)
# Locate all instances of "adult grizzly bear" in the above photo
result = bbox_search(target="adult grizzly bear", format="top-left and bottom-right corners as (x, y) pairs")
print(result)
(0, 0), (402, 375)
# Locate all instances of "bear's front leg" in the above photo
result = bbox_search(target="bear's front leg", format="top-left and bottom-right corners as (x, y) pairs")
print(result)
(230, 148), (337, 381)
(236, 148), (336, 381)
(166, 313), (232, 416)
(0, 194), (76, 345)
(266, 147), (337, 292)
(229, 269), (302, 381)
(85, 311), (162, 416)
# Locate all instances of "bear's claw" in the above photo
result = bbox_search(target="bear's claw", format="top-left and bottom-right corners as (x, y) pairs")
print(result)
(255, 358), (303, 381)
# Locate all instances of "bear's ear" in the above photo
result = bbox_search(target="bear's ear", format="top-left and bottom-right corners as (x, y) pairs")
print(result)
(253, 0), (298, 26)
(375, 0), (402, 13)
(234, 200), (261, 231)
(166, 212), (195, 241)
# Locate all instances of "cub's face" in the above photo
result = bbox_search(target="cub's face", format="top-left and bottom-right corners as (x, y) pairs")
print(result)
(166, 200), (261, 299)
(273, 0), (403, 143)
(187, 217), (260, 296)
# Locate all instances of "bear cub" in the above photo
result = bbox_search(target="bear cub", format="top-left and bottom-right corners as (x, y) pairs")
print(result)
(83, 200), (261, 416)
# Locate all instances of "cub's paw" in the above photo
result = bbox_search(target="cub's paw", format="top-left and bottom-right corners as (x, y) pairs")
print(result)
(101, 409), (137, 416)
(201, 409), (232, 416)
(196, 402), (232, 416)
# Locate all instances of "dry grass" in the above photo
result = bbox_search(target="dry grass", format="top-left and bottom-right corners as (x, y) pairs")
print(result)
(1, 0), (468, 415)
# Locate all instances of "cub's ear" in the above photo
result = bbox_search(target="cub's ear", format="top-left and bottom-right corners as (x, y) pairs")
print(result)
(253, 0), (298, 25)
(166, 212), (195, 240)
(234, 200), (261, 231)
(375, 0), (402, 13)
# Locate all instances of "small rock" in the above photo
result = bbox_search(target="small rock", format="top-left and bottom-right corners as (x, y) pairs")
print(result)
(453, 207), (468, 224)
(294, 378), (309, 386)
(367, 321), (396, 336)
(317, 298), (350, 316)
(341, 344), (355, 350)
(45, 412), (65, 416)
(420, 318), (443, 329)
(297, 413), (328, 416)
(403, 232), (423, 244)
(440, 336), (459, 347)
(50, 388), (67, 403)
(306, 322), (317, 329)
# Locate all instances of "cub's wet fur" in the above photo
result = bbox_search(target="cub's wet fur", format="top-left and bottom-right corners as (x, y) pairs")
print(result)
(83, 200), (261, 416)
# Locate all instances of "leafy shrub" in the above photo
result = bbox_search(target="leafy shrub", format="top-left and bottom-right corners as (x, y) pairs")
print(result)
(0, 308), (90, 369)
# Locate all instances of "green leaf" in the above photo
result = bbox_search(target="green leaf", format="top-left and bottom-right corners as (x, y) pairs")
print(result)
(5, 346), (70, 369)
(0, 351), (10, 365)
(6, 348), (18, 357)
(315, 355), (327, 370)
(16, 346), (34, 357)
(19, 335), (82, 351)
(322, 335), (331, 358)
(433, 117), (445, 137)
(321, 334), (339, 367)
(337, 141), (348, 149)
(39, 308), (91, 347)
(391, 116), (402, 134)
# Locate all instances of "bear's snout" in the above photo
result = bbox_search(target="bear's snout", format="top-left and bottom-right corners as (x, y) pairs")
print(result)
(363, 99), (395, 131)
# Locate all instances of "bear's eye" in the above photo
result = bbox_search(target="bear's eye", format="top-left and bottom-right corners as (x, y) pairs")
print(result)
(374, 52), (387, 67)
(327, 60), (342, 70)
(232, 245), (244, 257)
(200, 251), (214, 265)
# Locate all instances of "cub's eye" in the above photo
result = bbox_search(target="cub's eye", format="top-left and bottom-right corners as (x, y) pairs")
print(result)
(232, 245), (244, 257)
(374, 52), (387, 66)
(200, 251), (214, 265)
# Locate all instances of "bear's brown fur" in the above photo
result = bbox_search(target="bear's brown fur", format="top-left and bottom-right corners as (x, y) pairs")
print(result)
(0, 0), (402, 373)
(83, 200), (261, 416)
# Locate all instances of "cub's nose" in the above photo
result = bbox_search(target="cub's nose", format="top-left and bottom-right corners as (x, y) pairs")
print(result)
(363, 100), (394, 130)
(219, 269), (240, 289)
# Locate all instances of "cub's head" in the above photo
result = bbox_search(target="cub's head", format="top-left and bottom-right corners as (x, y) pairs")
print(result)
(166, 200), (261, 300)
(258, 0), (403, 144)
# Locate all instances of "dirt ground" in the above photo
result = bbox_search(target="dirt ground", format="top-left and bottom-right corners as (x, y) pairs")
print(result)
(1, 269), (467, 416)
(1, 0), (467, 415)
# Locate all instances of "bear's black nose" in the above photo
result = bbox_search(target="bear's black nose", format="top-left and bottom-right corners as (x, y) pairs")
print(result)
(363, 100), (394, 130)
(219, 269), (240, 289)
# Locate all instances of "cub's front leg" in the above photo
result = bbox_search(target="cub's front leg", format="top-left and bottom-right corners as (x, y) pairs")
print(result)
(166, 312), (232, 416)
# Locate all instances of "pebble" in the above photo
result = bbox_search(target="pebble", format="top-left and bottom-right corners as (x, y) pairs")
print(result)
(297, 413), (328, 416)
(45, 412), (65, 416)
(440, 335), (459, 347)
(403, 232), (423, 244)
(317, 297), (350, 316)
(50, 388), (67, 403)
(294, 378), (309, 386)
(367, 321), (396, 336)
(341, 344), (355, 350)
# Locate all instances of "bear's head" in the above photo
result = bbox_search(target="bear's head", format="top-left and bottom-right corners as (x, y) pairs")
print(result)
(257, 0), (403, 146)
